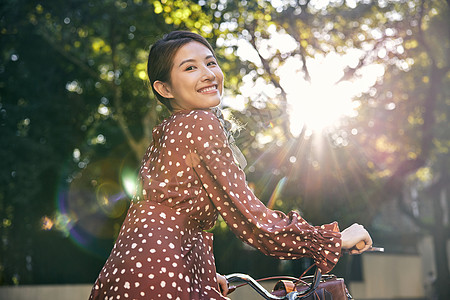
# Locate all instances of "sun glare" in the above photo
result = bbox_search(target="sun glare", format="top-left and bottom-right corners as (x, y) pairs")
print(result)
(287, 81), (355, 135)
(281, 52), (384, 135)
(232, 35), (385, 136)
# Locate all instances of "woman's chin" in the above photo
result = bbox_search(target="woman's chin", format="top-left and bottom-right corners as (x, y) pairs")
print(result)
(201, 98), (221, 110)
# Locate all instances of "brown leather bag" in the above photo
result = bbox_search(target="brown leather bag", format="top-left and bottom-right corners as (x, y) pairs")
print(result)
(271, 270), (352, 300)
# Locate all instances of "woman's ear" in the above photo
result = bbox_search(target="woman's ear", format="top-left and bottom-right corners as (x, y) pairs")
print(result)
(153, 81), (174, 99)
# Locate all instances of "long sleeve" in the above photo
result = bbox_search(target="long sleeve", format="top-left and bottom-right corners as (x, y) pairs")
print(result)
(189, 110), (342, 273)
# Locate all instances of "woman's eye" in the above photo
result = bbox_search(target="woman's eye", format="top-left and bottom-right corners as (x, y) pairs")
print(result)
(207, 61), (217, 66)
(185, 66), (195, 71)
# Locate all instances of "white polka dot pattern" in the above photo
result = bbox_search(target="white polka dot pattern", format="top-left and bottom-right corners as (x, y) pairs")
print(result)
(89, 110), (342, 300)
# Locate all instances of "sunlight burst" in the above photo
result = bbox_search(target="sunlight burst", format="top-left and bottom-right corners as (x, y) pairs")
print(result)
(280, 52), (384, 135)
(231, 34), (384, 136)
(287, 80), (356, 135)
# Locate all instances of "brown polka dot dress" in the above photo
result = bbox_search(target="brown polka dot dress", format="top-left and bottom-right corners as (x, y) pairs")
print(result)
(89, 109), (342, 300)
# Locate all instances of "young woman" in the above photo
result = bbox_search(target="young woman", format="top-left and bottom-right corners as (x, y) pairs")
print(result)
(89, 31), (372, 300)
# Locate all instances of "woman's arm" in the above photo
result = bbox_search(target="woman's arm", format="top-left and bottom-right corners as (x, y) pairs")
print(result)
(188, 110), (342, 273)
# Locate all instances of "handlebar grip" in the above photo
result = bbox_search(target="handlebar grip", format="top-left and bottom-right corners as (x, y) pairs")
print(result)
(353, 241), (384, 252)
(355, 241), (366, 250)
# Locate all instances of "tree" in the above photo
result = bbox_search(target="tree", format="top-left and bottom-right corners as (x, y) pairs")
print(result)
(350, 1), (450, 297)
(0, 0), (177, 284)
(1, 2), (448, 298)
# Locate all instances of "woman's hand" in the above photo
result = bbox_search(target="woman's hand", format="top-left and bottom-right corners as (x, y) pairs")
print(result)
(217, 273), (229, 297)
(341, 223), (372, 254)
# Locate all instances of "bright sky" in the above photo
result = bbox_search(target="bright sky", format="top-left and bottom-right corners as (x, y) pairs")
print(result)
(222, 28), (385, 136)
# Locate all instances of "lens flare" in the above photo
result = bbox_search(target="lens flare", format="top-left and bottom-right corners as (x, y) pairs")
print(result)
(119, 152), (139, 198)
(49, 149), (142, 257)
(54, 212), (74, 237)
(53, 158), (133, 257)
(121, 170), (138, 198)
(54, 180), (128, 258)
(96, 182), (128, 218)
(41, 216), (54, 230)
(267, 177), (287, 209)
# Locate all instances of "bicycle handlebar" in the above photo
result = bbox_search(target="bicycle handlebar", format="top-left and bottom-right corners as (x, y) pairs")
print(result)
(225, 273), (318, 300)
(226, 245), (383, 299)
(225, 273), (286, 300)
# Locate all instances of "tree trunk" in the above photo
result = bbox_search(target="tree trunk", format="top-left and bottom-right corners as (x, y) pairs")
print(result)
(432, 188), (450, 299)
(432, 233), (450, 299)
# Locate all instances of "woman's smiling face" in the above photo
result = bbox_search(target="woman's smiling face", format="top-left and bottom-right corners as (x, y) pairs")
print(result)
(158, 41), (224, 112)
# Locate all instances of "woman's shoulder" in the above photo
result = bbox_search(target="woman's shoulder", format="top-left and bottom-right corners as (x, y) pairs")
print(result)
(167, 109), (220, 128)
(177, 109), (217, 120)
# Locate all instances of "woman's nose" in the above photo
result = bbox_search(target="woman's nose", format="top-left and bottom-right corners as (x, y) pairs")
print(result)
(201, 66), (216, 81)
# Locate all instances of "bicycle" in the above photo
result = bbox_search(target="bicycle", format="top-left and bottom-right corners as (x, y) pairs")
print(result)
(225, 244), (384, 300)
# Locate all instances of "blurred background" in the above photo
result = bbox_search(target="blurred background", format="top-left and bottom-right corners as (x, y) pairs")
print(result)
(0, 0), (448, 299)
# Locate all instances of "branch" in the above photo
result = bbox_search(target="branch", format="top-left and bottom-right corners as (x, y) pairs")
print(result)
(142, 105), (156, 145)
(415, 0), (443, 160)
(283, 20), (311, 82)
(38, 30), (100, 80)
(112, 87), (144, 159)
(297, 0), (311, 7)
(396, 193), (433, 232)
(247, 23), (292, 138)
(384, 0), (444, 192)
(417, 0), (436, 65)
(39, 24), (147, 158)
(426, 173), (450, 194)
(108, 20), (144, 161)
(247, 25), (288, 100)
(337, 38), (385, 83)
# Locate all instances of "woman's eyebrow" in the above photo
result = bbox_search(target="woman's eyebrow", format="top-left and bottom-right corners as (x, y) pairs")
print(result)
(178, 55), (215, 68)
(179, 59), (195, 68)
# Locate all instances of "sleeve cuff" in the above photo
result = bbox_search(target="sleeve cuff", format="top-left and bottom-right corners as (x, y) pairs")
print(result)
(314, 222), (342, 273)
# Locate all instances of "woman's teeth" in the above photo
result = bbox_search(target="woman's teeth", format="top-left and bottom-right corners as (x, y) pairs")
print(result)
(199, 86), (216, 93)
